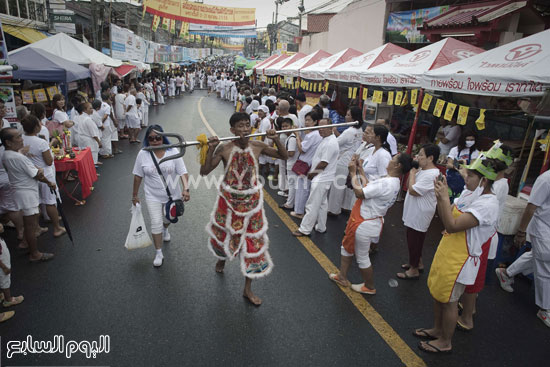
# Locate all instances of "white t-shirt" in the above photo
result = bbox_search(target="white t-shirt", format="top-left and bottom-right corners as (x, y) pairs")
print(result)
(297, 104), (313, 129)
(114, 93), (126, 120)
(457, 193), (499, 284)
(355, 142), (374, 163)
(298, 130), (322, 165)
(309, 134), (339, 183)
(363, 147), (392, 181)
(2, 149), (39, 210)
(527, 170), (550, 239)
(124, 95), (139, 119)
(448, 146), (480, 163)
(22, 134), (52, 172)
(402, 168), (440, 232)
(285, 133), (298, 169)
(132, 148), (188, 203)
(387, 132), (398, 156)
(99, 102), (112, 129)
(91, 110), (103, 128)
(52, 109), (70, 124)
(438, 125), (461, 155)
(258, 117), (273, 145)
(360, 176), (401, 219)
(492, 178), (509, 222)
(336, 126), (363, 166)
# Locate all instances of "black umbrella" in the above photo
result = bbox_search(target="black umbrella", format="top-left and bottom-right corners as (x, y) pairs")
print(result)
(52, 188), (74, 245)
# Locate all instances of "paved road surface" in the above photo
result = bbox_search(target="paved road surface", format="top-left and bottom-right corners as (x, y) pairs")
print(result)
(1, 91), (548, 366)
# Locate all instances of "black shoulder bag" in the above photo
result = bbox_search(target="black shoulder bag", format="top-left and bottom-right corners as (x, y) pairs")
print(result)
(149, 151), (185, 223)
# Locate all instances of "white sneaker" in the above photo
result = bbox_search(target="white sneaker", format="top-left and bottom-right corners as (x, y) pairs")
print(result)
(163, 228), (171, 242)
(277, 191), (286, 197)
(537, 309), (550, 327)
(495, 268), (514, 293)
(153, 252), (164, 267)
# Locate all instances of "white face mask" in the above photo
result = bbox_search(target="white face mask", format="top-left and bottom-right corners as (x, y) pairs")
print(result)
(465, 140), (475, 148)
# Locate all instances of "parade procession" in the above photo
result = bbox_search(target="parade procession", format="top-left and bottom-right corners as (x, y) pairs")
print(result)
(0, 0), (549, 366)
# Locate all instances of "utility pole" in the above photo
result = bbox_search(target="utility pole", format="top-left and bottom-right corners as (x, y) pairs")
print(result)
(90, 0), (98, 50)
(298, 0), (305, 37)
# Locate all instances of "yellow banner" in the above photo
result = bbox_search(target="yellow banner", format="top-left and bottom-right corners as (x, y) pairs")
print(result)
(476, 109), (486, 130)
(352, 87), (358, 99)
(421, 93), (433, 111)
(395, 91), (403, 106)
(324, 81), (329, 92)
(179, 21), (189, 38)
(33, 89), (48, 103)
(143, 0), (256, 26)
(433, 99), (445, 117)
(152, 15), (161, 31)
(362, 88), (368, 101)
(372, 90), (383, 104)
(444, 102), (457, 121)
(387, 91), (394, 106)
(457, 105), (469, 125)
(401, 92), (408, 106)
(162, 17), (170, 30)
(46, 86), (59, 99)
(348, 88), (352, 99)
(170, 19), (176, 34)
(411, 89), (418, 105)
(21, 90), (33, 104)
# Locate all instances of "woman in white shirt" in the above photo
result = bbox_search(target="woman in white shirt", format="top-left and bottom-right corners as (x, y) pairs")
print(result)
(76, 103), (101, 165)
(50, 94), (75, 135)
(21, 115), (66, 238)
(328, 106), (364, 216)
(415, 156), (499, 354)
(446, 130), (480, 201)
(132, 125), (190, 267)
(291, 111), (322, 218)
(362, 125), (392, 181)
(398, 143), (441, 279)
(330, 153), (416, 295)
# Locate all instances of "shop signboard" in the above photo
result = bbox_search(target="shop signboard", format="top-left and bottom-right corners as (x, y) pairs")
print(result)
(386, 6), (449, 44)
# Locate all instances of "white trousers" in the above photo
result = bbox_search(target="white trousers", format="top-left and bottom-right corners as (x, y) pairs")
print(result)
(157, 91), (164, 104)
(507, 236), (550, 309)
(285, 170), (297, 208)
(99, 127), (112, 156)
(294, 176), (310, 215)
(220, 88), (226, 99)
(145, 200), (170, 234)
(299, 181), (331, 235)
(142, 106), (149, 127)
(168, 86), (175, 97)
(327, 164), (349, 215)
(278, 160), (287, 191)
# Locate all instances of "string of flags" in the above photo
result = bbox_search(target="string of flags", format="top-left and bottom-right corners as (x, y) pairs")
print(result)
(259, 75), (514, 131)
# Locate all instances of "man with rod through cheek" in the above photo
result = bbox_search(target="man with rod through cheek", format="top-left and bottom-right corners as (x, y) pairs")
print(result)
(200, 112), (288, 306)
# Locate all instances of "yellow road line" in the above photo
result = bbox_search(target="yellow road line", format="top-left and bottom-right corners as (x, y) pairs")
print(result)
(198, 97), (217, 136)
(263, 193), (426, 367)
(196, 96), (426, 367)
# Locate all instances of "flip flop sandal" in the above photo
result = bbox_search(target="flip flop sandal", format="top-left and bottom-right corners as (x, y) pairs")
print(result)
(0, 311), (15, 323)
(3, 295), (24, 307)
(413, 328), (437, 340)
(457, 302), (477, 316)
(401, 264), (424, 273)
(418, 341), (452, 354)
(456, 320), (473, 332)
(396, 272), (420, 280)
(292, 231), (309, 237)
(29, 253), (54, 263)
(329, 273), (350, 287)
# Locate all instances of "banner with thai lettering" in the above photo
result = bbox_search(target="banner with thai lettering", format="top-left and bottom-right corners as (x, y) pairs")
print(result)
(111, 24), (148, 62)
(143, 0), (255, 26)
(188, 23), (256, 38)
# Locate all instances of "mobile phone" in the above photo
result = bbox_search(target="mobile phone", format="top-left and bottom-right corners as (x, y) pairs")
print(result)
(453, 159), (460, 169)
(438, 172), (444, 182)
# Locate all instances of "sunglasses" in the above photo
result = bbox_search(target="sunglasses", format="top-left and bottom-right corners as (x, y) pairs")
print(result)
(148, 135), (162, 142)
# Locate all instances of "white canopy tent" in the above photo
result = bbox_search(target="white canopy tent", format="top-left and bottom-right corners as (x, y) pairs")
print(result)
(359, 38), (484, 88)
(255, 54), (289, 75)
(280, 49), (332, 78)
(325, 43), (410, 83)
(421, 29), (550, 97)
(299, 48), (362, 80)
(9, 33), (122, 67)
(265, 52), (307, 76)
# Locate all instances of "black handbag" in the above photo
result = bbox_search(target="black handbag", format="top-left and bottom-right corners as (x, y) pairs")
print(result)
(149, 151), (184, 223)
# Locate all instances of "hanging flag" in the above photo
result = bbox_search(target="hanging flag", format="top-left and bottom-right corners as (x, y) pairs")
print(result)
(362, 88), (368, 101)
(421, 93), (433, 111)
(295, 81), (299, 89)
(170, 19), (176, 34)
(387, 91), (394, 106)
(372, 90), (383, 104)
(152, 15), (161, 32)
(395, 91), (403, 106)
(457, 105), (469, 125)
(348, 88), (353, 99)
(411, 89), (418, 105)
(401, 92), (408, 106)
(162, 17), (170, 31)
(444, 102), (457, 121)
(352, 87), (358, 99)
(433, 99), (446, 117)
(324, 81), (329, 92)
(476, 109), (486, 130)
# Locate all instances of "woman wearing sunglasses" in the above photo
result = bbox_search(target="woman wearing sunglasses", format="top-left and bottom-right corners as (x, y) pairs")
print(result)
(132, 125), (190, 267)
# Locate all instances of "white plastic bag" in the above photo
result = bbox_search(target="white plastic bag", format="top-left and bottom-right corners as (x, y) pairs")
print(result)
(125, 203), (152, 250)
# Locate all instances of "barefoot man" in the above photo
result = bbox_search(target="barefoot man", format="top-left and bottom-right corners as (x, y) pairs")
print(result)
(200, 112), (288, 306)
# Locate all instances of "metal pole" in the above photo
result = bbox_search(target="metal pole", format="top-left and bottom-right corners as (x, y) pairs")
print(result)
(143, 121), (359, 150)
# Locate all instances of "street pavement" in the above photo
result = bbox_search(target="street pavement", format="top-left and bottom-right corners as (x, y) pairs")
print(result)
(1, 90), (549, 366)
